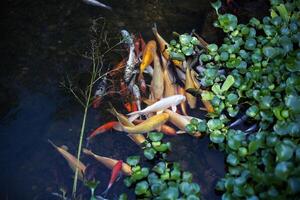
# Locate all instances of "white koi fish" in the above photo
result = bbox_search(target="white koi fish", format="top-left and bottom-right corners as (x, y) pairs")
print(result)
(128, 95), (186, 121)
(82, 0), (112, 10)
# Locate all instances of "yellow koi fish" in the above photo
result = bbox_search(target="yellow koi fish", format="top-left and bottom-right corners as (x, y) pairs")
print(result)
(151, 51), (164, 100)
(140, 40), (157, 74)
(121, 113), (169, 134)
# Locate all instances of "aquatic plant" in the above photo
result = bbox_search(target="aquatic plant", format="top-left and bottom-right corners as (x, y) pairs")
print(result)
(186, 0), (300, 199)
(60, 18), (125, 196)
(119, 132), (202, 199)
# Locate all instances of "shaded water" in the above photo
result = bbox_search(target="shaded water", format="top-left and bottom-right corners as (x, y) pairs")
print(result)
(1, 0), (268, 199)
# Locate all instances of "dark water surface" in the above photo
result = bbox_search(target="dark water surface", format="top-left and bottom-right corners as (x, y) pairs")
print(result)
(0, 0), (269, 199)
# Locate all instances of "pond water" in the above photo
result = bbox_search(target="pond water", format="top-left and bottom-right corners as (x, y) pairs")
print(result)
(0, 0), (269, 199)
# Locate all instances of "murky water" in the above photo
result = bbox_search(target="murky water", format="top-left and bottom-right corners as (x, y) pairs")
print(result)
(1, 0), (268, 199)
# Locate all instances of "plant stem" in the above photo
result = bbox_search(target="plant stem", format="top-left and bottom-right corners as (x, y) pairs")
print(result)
(72, 48), (97, 196)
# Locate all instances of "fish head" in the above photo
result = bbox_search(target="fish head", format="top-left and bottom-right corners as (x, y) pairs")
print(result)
(176, 95), (186, 104)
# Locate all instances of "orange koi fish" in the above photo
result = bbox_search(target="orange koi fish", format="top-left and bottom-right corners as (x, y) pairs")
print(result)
(109, 59), (127, 77)
(140, 40), (157, 74)
(102, 160), (123, 196)
(124, 101), (138, 112)
(88, 121), (119, 139)
(48, 140), (86, 181)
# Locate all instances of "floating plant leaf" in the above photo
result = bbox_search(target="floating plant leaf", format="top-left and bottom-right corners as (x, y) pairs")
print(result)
(182, 46), (194, 56)
(275, 143), (294, 161)
(135, 181), (149, 195)
(126, 156), (140, 166)
(211, 0), (221, 15)
(218, 14), (238, 32)
(210, 131), (225, 143)
(160, 187), (179, 200)
(148, 132), (164, 142)
(144, 147), (156, 160)
(221, 75), (235, 92)
(153, 162), (166, 175)
(179, 34), (192, 46)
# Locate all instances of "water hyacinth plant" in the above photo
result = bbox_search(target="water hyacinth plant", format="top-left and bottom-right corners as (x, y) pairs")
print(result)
(186, 0), (300, 199)
(120, 132), (201, 200)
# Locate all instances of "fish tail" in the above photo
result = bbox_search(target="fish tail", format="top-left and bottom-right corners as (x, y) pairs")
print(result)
(48, 139), (58, 149)
(128, 114), (140, 123)
(152, 23), (158, 34)
(101, 185), (111, 197)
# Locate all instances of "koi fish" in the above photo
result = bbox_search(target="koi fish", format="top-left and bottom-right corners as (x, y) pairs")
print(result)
(134, 34), (146, 58)
(164, 109), (190, 131)
(184, 61), (197, 109)
(83, 149), (132, 176)
(93, 77), (108, 108)
(108, 106), (147, 146)
(185, 88), (215, 113)
(48, 140), (86, 181)
(128, 95), (186, 121)
(161, 55), (177, 97)
(102, 160), (123, 196)
(130, 84), (141, 111)
(121, 113), (169, 134)
(123, 31), (136, 83)
(152, 24), (169, 60)
(87, 121), (119, 140)
(109, 59), (127, 77)
(133, 119), (176, 136)
(82, 0), (112, 10)
(177, 86), (188, 115)
(119, 79), (128, 97)
(121, 30), (133, 46)
(140, 40), (157, 74)
(124, 101), (138, 112)
(151, 51), (164, 100)
(138, 74), (147, 95)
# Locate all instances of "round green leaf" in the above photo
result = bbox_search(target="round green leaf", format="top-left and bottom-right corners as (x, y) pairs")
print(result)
(135, 181), (149, 195)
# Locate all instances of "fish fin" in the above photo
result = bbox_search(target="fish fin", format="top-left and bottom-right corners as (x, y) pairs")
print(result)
(101, 185), (111, 197)
(82, 148), (93, 156)
(128, 114), (140, 122)
(176, 130), (186, 134)
(127, 110), (140, 116)
(60, 145), (69, 151)
(157, 110), (163, 114)
(172, 106), (177, 112)
(116, 173), (123, 182)
(48, 139), (59, 149)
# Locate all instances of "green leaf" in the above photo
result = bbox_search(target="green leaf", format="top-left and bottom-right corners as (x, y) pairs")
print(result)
(218, 14), (238, 32)
(148, 132), (164, 142)
(212, 83), (222, 95)
(288, 177), (300, 194)
(170, 168), (181, 181)
(211, 0), (221, 15)
(207, 43), (218, 52)
(221, 75), (235, 92)
(276, 4), (289, 22)
(153, 143), (169, 152)
(246, 105), (259, 117)
(118, 193), (128, 200)
(182, 171), (193, 182)
(248, 140), (260, 154)
(263, 46), (277, 58)
(144, 147), (156, 160)
(275, 161), (293, 180)
(285, 94), (300, 113)
(182, 46), (194, 56)
(210, 131), (225, 143)
(191, 37), (200, 45)
(126, 156), (140, 166)
(179, 34), (192, 46)
(170, 51), (185, 61)
(275, 143), (294, 162)
(153, 162), (166, 175)
(160, 187), (179, 200)
(201, 91), (215, 100)
(207, 119), (223, 130)
(135, 181), (149, 195)
(227, 153), (239, 166)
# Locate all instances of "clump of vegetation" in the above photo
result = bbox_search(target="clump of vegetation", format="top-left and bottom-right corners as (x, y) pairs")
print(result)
(187, 0), (300, 199)
(119, 132), (202, 200)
